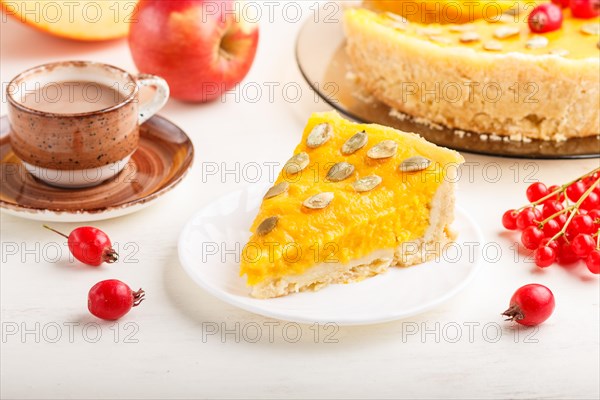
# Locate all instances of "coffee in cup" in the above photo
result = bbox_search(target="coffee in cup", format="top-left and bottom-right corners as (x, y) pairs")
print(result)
(6, 61), (169, 188)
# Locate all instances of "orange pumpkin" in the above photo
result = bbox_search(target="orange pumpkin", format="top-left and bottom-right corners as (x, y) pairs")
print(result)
(1, 0), (136, 41)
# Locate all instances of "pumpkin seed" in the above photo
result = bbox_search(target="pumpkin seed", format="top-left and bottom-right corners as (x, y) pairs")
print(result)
(497, 13), (516, 23)
(388, 21), (408, 30)
(399, 156), (432, 172)
(459, 31), (481, 43)
(326, 162), (355, 182)
(525, 36), (548, 49)
(256, 216), (278, 236)
(341, 130), (368, 155)
(352, 175), (383, 192)
(384, 12), (408, 30)
(449, 24), (475, 33)
(385, 12), (408, 25)
(483, 40), (503, 51)
(581, 23), (600, 36)
(367, 140), (398, 159)
(264, 182), (289, 199)
(303, 192), (334, 209)
(429, 35), (452, 44)
(284, 152), (309, 174)
(306, 123), (333, 148)
(417, 27), (442, 36)
(494, 26), (520, 39)
(503, 3), (526, 17)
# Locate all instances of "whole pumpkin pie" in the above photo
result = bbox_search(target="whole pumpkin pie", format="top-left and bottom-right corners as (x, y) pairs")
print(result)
(240, 111), (464, 298)
(344, 1), (600, 141)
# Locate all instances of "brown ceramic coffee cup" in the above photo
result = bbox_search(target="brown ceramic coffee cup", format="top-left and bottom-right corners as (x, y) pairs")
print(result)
(6, 61), (169, 188)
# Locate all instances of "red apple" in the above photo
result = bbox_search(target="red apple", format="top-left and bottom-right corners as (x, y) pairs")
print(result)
(129, 0), (259, 102)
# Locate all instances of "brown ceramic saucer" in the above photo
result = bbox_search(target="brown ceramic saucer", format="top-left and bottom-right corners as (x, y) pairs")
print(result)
(0, 114), (194, 222)
(295, 14), (600, 159)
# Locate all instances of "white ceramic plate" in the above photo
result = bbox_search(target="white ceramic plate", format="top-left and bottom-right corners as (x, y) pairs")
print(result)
(178, 185), (483, 325)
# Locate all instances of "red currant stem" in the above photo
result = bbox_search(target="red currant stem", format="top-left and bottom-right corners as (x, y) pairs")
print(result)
(502, 304), (524, 322)
(515, 167), (600, 212)
(549, 176), (600, 243)
(596, 229), (600, 250)
(537, 206), (574, 227)
(42, 225), (68, 239)
(102, 248), (119, 263)
(132, 289), (145, 307)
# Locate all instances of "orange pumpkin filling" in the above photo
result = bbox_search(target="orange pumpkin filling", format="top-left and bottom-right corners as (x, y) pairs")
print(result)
(240, 111), (464, 286)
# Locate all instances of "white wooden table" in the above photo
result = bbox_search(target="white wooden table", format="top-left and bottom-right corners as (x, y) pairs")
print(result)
(2, 3), (599, 399)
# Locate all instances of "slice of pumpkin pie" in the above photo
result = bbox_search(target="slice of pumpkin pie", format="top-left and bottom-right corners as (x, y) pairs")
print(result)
(240, 111), (464, 298)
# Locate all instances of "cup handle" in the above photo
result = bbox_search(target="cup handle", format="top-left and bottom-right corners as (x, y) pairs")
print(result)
(136, 74), (169, 125)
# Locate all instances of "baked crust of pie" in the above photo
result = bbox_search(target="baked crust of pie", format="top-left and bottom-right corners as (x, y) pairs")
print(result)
(343, 6), (600, 141)
(249, 179), (457, 299)
(240, 111), (464, 298)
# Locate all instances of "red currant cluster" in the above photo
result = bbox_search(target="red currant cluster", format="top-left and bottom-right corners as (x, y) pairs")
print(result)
(44, 225), (144, 320)
(502, 168), (600, 274)
(529, 0), (599, 33)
